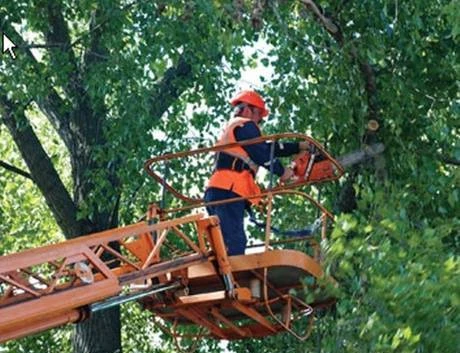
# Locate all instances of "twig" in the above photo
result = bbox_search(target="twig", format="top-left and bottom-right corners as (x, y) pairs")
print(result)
(299, 0), (339, 34)
(68, 0), (139, 50)
(0, 160), (33, 180)
(441, 156), (460, 166)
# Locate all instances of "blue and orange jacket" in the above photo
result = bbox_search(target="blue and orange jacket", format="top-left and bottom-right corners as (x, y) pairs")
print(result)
(207, 116), (299, 204)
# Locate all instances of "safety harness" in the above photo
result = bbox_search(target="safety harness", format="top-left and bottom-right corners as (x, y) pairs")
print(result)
(214, 152), (256, 176)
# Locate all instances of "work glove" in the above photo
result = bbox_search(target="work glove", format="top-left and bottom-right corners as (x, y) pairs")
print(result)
(280, 166), (298, 183)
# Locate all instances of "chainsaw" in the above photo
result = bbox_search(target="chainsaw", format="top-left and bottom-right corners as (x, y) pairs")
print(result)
(291, 143), (384, 182)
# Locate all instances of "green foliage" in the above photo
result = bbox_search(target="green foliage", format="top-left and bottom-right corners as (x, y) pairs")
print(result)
(443, 0), (460, 41)
(227, 1), (459, 353)
(323, 185), (459, 353)
(1, 0), (458, 353)
(0, 112), (67, 255)
(0, 328), (72, 353)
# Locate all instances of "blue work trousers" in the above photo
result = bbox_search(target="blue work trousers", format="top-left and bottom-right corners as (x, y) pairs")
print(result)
(204, 188), (247, 256)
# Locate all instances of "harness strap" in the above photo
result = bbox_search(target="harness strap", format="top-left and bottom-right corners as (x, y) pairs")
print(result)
(214, 152), (257, 176)
(223, 151), (258, 173)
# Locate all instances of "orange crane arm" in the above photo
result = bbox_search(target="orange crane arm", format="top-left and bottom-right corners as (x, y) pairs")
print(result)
(0, 134), (350, 344)
(0, 213), (213, 343)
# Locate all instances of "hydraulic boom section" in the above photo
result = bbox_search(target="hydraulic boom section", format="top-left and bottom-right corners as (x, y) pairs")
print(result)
(0, 214), (212, 342)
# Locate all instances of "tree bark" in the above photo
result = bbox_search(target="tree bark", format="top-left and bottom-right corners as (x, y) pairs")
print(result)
(7, 25), (75, 151)
(0, 97), (91, 237)
(72, 308), (121, 353)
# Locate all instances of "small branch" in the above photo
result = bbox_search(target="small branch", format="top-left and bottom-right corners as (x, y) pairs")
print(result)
(18, 43), (67, 49)
(83, 5), (110, 68)
(85, 50), (110, 60)
(441, 156), (460, 166)
(299, 0), (341, 40)
(0, 160), (33, 180)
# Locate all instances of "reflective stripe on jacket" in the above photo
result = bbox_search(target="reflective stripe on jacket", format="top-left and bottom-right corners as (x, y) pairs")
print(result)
(207, 117), (262, 204)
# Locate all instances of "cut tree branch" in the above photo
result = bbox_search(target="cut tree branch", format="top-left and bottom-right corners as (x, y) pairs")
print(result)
(0, 161), (32, 180)
(300, 0), (341, 38)
(298, 0), (386, 180)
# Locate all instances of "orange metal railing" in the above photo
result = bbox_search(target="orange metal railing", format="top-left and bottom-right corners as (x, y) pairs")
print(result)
(0, 133), (343, 344)
(140, 134), (343, 342)
(144, 133), (344, 205)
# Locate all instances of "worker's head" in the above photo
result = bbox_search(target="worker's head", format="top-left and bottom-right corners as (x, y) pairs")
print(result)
(230, 90), (269, 123)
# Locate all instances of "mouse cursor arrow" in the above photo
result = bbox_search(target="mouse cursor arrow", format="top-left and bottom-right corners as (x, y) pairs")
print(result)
(2, 33), (17, 59)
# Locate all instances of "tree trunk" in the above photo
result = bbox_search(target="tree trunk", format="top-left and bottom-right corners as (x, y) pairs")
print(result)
(73, 308), (121, 353)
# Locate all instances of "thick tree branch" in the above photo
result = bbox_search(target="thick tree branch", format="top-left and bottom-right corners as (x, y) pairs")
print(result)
(145, 4), (229, 120)
(358, 61), (379, 130)
(39, 1), (100, 153)
(298, 0), (386, 180)
(0, 96), (91, 238)
(36, 2), (110, 203)
(40, 0), (79, 97)
(0, 161), (32, 180)
(5, 26), (74, 152)
(299, 0), (380, 130)
(35, 93), (74, 150)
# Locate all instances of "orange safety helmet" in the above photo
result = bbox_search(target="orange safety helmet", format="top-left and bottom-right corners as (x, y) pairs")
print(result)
(229, 90), (269, 117)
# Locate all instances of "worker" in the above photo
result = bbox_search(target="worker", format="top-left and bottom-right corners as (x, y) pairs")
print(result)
(204, 90), (312, 256)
